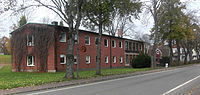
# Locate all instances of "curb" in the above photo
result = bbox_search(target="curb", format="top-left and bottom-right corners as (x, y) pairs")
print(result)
(0, 64), (197, 95)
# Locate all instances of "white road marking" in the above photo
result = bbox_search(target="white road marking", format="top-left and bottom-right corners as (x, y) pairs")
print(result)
(162, 74), (200, 95)
(27, 68), (181, 95)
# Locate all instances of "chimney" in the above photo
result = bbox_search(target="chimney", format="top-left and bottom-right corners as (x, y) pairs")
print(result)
(118, 29), (122, 37)
(51, 21), (58, 25)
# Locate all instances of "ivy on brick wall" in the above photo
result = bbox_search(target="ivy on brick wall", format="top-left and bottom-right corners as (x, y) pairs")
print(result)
(11, 24), (57, 72)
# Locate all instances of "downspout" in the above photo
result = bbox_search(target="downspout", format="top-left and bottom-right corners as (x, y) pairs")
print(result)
(110, 37), (112, 68)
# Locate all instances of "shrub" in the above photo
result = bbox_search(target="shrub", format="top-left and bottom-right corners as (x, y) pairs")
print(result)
(131, 53), (151, 68)
(159, 56), (170, 66)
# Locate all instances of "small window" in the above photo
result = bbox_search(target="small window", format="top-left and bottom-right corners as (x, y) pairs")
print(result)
(27, 56), (34, 66)
(133, 42), (135, 51)
(74, 55), (77, 64)
(75, 34), (78, 44)
(129, 42), (132, 51)
(112, 40), (116, 48)
(60, 32), (66, 42)
(95, 37), (98, 45)
(119, 41), (122, 48)
(125, 41), (128, 50)
(85, 36), (90, 45)
(60, 54), (66, 64)
(104, 39), (108, 47)
(105, 56), (108, 63)
(140, 44), (143, 51)
(113, 56), (116, 63)
(125, 55), (128, 64)
(86, 55), (90, 64)
(136, 43), (138, 51)
(27, 35), (34, 46)
(120, 56), (123, 63)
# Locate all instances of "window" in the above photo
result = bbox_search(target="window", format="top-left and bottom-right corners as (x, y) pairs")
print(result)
(112, 40), (116, 48)
(60, 54), (66, 64)
(129, 42), (132, 51)
(27, 35), (34, 46)
(119, 41), (122, 48)
(74, 55), (77, 64)
(27, 56), (34, 66)
(125, 55), (128, 64)
(60, 32), (66, 42)
(140, 44), (143, 51)
(86, 55), (90, 64)
(105, 56), (108, 63)
(85, 36), (90, 45)
(75, 34), (78, 44)
(104, 39), (108, 47)
(113, 56), (116, 63)
(133, 42), (135, 51)
(120, 56), (123, 63)
(125, 41), (128, 50)
(95, 37), (98, 45)
(136, 43), (138, 51)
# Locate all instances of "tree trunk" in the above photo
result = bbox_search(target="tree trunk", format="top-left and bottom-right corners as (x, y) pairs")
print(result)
(96, 24), (102, 75)
(176, 40), (180, 65)
(169, 40), (173, 64)
(65, 33), (75, 79)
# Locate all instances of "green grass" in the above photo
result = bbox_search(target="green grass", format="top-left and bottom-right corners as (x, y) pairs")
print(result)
(0, 65), (151, 90)
(0, 55), (11, 64)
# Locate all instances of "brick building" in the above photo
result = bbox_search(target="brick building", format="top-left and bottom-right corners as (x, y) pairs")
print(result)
(11, 23), (144, 72)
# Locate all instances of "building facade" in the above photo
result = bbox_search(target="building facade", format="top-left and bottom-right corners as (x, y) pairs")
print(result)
(11, 23), (144, 72)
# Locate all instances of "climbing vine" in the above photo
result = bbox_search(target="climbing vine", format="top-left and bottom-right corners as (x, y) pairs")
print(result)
(11, 24), (56, 72)
(30, 25), (55, 72)
(11, 28), (28, 72)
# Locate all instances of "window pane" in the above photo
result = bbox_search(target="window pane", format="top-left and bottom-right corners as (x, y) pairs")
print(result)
(60, 54), (65, 64)
(95, 38), (98, 45)
(112, 40), (115, 47)
(119, 41), (122, 48)
(104, 39), (108, 47)
(129, 42), (132, 51)
(86, 56), (90, 63)
(125, 41), (128, 50)
(27, 56), (34, 66)
(85, 36), (90, 45)
(60, 32), (66, 42)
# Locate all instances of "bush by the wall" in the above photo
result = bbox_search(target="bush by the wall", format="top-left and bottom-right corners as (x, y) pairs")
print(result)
(131, 53), (151, 68)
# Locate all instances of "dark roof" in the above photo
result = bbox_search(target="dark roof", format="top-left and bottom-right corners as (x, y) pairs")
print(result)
(11, 23), (144, 43)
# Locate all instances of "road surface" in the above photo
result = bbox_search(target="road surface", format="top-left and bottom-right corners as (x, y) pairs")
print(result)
(20, 65), (200, 95)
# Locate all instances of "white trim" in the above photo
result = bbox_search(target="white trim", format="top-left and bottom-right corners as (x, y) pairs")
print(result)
(60, 54), (66, 64)
(113, 56), (116, 63)
(105, 56), (108, 64)
(112, 40), (116, 48)
(59, 32), (66, 42)
(27, 56), (35, 66)
(120, 56), (123, 63)
(86, 55), (90, 64)
(104, 39), (108, 47)
(119, 41), (122, 48)
(85, 36), (90, 45)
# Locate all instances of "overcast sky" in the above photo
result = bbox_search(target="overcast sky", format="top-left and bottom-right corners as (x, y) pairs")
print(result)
(0, 0), (200, 38)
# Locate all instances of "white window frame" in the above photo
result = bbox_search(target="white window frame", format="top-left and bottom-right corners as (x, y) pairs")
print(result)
(60, 32), (66, 42)
(27, 35), (34, 46)
(119, 41), (122, 48)
(112, 40), (116, 48)
(85, 36), (90, 45)
(113, 56), (116, 63)
(104, 39), (108, 47)
(74, 34), (78, 44)
(74, 55), (77, 64)
(86, 55), (90, 64)
(120, 56), (123, 63)
(105, 56), (108, 64)
(60, 54), (66, 64)
(27, 56), (35, 66)
(95, 37), (98, 45)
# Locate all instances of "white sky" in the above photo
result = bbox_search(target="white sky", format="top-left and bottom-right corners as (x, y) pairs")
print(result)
(0, 0), (200, 38)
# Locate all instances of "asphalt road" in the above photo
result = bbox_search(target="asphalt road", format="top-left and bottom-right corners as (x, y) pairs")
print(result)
(21, 65), (200, 95)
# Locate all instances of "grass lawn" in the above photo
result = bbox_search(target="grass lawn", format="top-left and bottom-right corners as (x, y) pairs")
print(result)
(0, 55), (11, 64)
(0, 65), (151, 90)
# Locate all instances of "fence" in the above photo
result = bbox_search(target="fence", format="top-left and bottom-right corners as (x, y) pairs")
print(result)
(0, 55), (11, 64)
